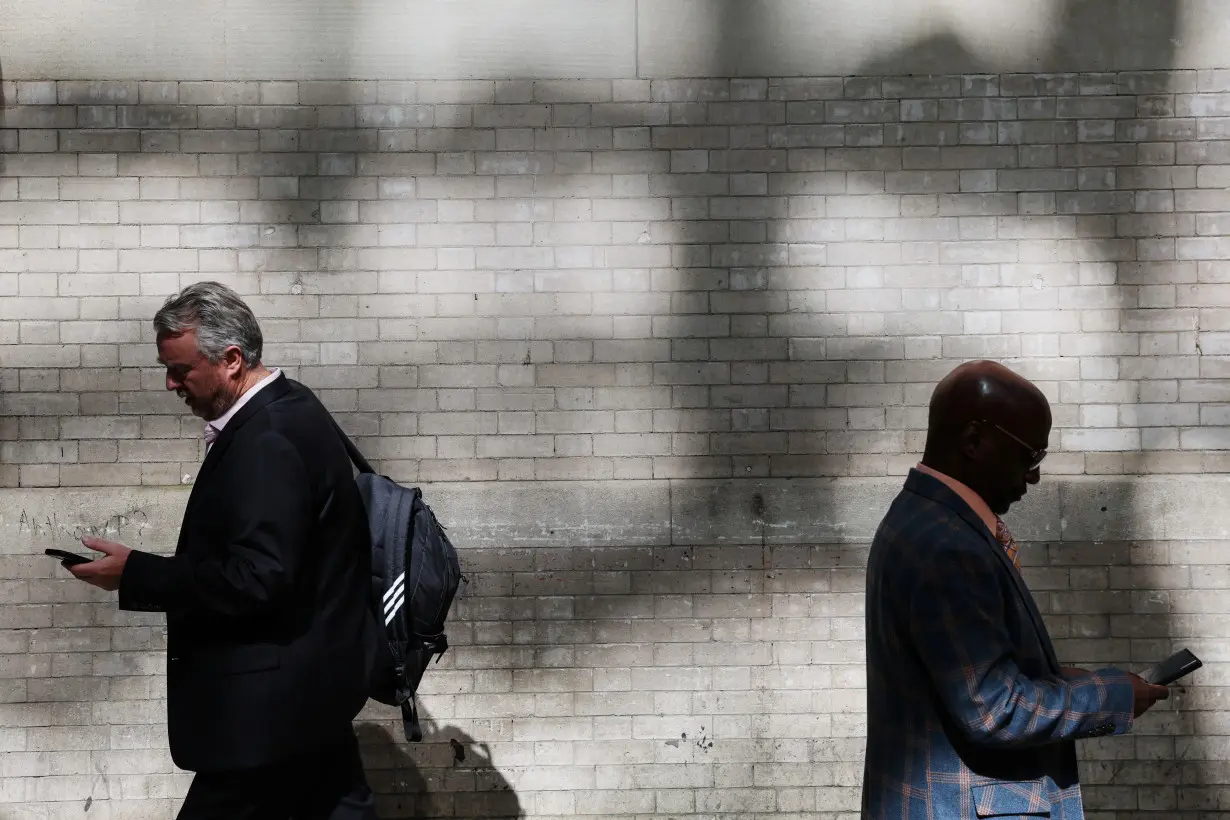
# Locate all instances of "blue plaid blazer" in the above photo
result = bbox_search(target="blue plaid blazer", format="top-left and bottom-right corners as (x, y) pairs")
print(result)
(861, 469), (1136, 819)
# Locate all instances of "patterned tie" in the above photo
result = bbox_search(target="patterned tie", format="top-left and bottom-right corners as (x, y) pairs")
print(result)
(995, 516), (1021, 570)
(203, 424), (219, 451)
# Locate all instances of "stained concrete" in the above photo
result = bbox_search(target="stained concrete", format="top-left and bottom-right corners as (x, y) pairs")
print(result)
(5, 477), (1228, 561)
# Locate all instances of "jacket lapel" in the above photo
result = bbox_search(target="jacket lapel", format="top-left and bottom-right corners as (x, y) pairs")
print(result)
(904, 469), (1061, 672)
(182, 374), (292, 522)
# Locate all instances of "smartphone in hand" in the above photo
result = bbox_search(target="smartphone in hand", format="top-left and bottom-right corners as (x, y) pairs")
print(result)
(1139, 648), (1203, 686)
(45, 548), (91, 567)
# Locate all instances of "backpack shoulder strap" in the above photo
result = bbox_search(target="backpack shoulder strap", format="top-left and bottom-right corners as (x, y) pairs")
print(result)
(330, 416), (375, 475)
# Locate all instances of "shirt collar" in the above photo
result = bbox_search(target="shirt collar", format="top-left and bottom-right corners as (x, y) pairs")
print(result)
(204, 368), (282, 449)
(915, 461), (998, 535)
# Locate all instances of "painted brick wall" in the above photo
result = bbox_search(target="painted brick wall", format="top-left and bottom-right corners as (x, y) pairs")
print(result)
(4, 71), (1230, 488)
(1, 69), (1228, 818)
(5, 480), (1228, 819)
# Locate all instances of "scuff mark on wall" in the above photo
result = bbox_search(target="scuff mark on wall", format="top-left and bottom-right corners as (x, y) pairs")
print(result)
(666, 728), (715, 752)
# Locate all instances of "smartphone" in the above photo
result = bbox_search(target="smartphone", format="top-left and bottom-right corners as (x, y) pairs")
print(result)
(1139, 648), (1203, 686)
(44, 548), (91, 567)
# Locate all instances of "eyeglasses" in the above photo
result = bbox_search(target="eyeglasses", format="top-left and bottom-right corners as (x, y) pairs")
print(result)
(980, 419), (1047, 470)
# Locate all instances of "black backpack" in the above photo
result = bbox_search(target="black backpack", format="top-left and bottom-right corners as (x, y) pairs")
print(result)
(332, 422), (464, 741)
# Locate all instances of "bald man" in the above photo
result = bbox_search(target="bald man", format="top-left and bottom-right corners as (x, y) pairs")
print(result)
(860, 360), (1169, 819)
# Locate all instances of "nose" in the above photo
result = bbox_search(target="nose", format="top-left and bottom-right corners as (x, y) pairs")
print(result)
(1027, 466), (1041, 484)
(166, 372), (181, 392)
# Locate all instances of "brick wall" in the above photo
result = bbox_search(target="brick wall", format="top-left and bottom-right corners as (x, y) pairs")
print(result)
(1, 69), (1228, 817)
(5, 72), (1230, 486)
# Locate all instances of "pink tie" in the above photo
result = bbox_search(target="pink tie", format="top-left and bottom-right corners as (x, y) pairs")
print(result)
(204, 425), (218, 450)
(994, 516), (1021, 570)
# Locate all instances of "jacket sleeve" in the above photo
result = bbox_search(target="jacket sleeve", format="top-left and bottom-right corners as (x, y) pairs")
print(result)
(117, 431), (312, 621)
(905, 539), (1136, 747)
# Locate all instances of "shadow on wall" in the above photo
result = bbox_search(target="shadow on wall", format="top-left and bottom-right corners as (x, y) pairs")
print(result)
(620, 0), (895, 497)
(266, 6), (602, 483)
(356, 707), (523, 820)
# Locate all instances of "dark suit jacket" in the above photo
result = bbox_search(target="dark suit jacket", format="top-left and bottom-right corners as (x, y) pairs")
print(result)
(119, 374), (377, 773)
(861, 469), (1135, 819)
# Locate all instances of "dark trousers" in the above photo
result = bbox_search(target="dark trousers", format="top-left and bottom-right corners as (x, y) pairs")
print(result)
(177, 726), (378, 820)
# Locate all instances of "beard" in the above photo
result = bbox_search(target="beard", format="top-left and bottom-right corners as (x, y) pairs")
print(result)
(181, 384), (236, 421)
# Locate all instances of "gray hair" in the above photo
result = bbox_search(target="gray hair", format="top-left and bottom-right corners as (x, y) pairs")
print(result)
(153, 281), (263, 366)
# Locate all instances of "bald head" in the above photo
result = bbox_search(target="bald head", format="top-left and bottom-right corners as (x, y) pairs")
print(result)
(927, 360), (1048, 441)
(921, 360), (1051, 515)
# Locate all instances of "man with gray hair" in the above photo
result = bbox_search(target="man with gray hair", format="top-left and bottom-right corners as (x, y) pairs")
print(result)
(67, 281), (380, 819)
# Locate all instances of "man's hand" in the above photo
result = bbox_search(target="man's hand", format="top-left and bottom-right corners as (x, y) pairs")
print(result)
(1129, 672), (1170, 718)
(68, 536), (132, 592)
(1062, 667), (1168, 718)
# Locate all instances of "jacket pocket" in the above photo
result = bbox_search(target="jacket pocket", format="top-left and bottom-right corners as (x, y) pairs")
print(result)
(971, 781), (1051, 817)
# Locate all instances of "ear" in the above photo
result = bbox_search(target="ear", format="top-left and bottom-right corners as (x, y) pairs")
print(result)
(958, 420), (984, 460)
(222, 345), (246, 376)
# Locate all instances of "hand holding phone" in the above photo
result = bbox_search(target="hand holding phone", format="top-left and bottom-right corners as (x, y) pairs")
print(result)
(44, 548), (91, 567)
(1129, 673), (1170, 717)
(51, 536), (131, 592)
